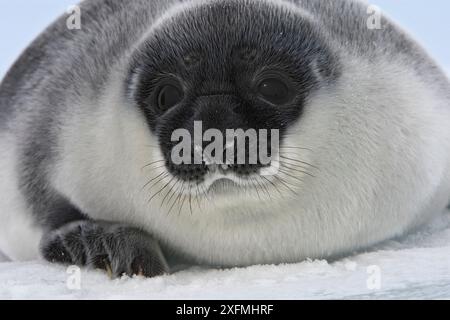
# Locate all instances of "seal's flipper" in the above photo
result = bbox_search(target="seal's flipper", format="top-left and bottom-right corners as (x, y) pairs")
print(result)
(40, 220), (169, 278)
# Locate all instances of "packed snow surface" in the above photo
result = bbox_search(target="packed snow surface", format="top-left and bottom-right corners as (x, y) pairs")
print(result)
(0, 210), (449, 300)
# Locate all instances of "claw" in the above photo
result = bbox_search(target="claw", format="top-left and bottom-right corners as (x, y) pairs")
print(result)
(137, 266), (144, 277)
(105, 262), (113, 279)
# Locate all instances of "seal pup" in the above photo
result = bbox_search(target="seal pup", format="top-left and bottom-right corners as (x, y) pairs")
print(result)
(0, 0), (449, 277)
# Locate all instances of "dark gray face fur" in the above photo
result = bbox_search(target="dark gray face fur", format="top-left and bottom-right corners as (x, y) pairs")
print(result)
(127, 1), (339, 182)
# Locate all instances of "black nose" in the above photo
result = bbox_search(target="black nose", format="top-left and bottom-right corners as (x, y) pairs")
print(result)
(166, 160), (266, 182)
(166, 161), (209, 182)
(162, 95), (274, 182)
(165, 135), (271, 182)
(194, 95), (244, 133)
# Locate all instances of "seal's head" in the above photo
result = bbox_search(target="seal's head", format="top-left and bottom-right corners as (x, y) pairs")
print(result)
(126, 0), (340, 190)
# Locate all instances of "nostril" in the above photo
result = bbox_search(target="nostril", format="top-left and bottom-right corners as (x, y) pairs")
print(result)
(228, 163), (262, 176)
(166, 161), (208, 182)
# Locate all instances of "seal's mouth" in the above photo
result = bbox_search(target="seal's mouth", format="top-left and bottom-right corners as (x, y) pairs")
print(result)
(207, 178), (240, 195)
(204, 170), (264, 192)
(142, 141), (316, 214)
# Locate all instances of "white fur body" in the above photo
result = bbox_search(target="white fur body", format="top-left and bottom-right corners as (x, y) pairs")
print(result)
(0, 0), (449, 266)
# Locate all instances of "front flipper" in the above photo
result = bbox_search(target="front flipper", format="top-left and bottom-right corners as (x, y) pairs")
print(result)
(40, 220), (169, 278)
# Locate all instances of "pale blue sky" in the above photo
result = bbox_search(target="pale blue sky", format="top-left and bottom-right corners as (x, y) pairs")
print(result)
(0, 0), (449, 77)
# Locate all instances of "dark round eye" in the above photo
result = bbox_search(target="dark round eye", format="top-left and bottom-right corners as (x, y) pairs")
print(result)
(157, 84), (183, 110)
(257, 78), (290, 105)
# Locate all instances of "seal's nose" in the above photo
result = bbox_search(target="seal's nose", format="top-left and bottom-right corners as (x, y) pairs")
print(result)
(164, 95), (274, 182)
(192, 95), (244, 134)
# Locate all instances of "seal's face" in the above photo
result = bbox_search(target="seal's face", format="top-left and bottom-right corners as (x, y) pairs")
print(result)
(127, 1), (338, 191)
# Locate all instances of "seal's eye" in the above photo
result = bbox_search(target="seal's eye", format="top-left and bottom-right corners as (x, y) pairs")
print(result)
(157, 84), (183, 110)
(257, 78), (290, 105)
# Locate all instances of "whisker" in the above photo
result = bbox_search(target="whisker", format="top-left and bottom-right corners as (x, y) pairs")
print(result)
(279, 151), (316, 161)
(147, 176), (174, 205)
(160, 177), (178, 208)
(163, 179), (181, 209)
(188, 184), (193, 216)
(278, 168), (308, 183)
(280, 146), (313, 152)
(261, 176), (283, 197)
(279, 155), (320, 170)
(141, 160), (165, 170)
(143, 164), (166, 172)
(201, 183), (212, 205)
(279, 163), (316, 178)
(195, 183), (203, 212)
(250, 177), (262, 201)
(256, 176), (272, 200)
(168, 183), (186, 216)
(141, 171), (167, 191)
(273, 175), (298, 195)
(178, 192), (188, 216)
(271, 159), (310, 171)
(148, 179), (174, 204)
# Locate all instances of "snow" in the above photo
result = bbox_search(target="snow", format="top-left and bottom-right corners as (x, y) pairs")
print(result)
(0, 210), (449, 300)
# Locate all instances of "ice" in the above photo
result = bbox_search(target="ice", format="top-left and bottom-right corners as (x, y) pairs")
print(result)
(0, 210), (449, 300)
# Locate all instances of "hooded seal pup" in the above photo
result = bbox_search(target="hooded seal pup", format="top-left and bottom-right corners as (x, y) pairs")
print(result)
(0, 0), (449, 277)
